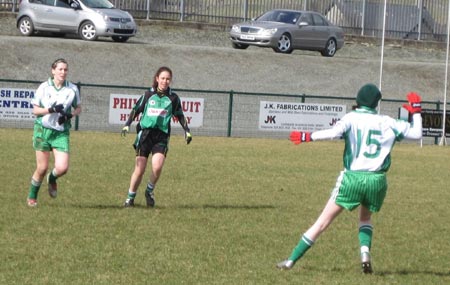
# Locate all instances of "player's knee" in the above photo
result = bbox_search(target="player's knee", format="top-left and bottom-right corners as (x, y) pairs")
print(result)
(35, 167), (48, 179)
(55, 166), (69, 176)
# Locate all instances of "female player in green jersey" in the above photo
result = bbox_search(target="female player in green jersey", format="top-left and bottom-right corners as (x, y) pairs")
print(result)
(277, 83), (423, 274)
(27, 58), (82, 207)
(121, 66), (192, 208)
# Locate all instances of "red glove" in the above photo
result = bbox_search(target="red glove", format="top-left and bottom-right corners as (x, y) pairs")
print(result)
(290, 131), (312, 145)
(403, 92), (422, 114)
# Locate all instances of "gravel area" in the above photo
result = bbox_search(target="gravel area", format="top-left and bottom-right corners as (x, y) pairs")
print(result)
(0, 12), (448, 101)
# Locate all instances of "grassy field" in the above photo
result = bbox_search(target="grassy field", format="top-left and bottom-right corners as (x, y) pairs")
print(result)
(0, 128), (449, 284)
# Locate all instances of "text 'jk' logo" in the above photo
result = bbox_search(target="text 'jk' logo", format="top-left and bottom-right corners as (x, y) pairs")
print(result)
(264, 115), (276, 124)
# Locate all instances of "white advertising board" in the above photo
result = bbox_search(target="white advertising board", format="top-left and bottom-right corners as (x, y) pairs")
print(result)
(259, 101), (346, 131)
(0, 88), (36, 120)
(109, 94), (204, 127)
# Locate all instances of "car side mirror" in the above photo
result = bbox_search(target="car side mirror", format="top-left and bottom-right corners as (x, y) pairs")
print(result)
(299, 22), (309, 27)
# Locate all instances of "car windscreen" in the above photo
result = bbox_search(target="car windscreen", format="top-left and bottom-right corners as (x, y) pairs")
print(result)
(256, 10), (301, 24)
(80, 0), (114, 9)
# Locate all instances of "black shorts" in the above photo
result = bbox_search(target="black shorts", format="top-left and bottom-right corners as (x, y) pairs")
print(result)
(134, 128), (169, 158)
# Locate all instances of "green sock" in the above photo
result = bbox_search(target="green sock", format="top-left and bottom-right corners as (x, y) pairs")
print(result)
(48, 169), (58, 184)
(288, 235), (314, 262)
(28, 178), (41, 199)
(127, 191), (137, 200)
(358, 223), (373, 249)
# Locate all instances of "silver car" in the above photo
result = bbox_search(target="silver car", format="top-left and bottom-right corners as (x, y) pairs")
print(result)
(230, 9), (344, 56)
(17, 0), (137, 42)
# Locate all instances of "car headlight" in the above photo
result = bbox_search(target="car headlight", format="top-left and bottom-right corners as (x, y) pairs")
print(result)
(231, 25), (240, 32)
(260, 28), (277, 36)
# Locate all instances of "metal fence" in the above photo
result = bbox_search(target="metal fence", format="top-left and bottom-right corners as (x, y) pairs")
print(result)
(0, 79), (446, 145)
(2, 0), (450, 41)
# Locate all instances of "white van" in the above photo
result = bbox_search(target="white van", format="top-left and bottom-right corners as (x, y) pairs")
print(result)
(16, 0), (137, 42)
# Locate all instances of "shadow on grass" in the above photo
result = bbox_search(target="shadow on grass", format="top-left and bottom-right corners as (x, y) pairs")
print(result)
(178, 204), (276, 210)
(375, 269), (450, 277)
(298, 265), (450, 278)
(68, 203), (276, 210)
(315, 266), (450, 277)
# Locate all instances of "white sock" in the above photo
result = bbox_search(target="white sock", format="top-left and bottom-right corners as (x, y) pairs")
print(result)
(361, 245), (370, 254)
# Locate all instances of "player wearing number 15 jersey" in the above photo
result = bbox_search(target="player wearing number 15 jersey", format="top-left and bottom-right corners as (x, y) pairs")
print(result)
(277, 83), (422, 274)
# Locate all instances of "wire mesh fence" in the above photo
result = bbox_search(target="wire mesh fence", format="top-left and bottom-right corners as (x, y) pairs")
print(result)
(0, 79), (446, 145)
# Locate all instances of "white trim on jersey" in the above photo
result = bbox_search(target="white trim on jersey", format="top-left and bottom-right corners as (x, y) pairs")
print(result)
(311, 108), (422, 172)
(31, 79), (81, 131)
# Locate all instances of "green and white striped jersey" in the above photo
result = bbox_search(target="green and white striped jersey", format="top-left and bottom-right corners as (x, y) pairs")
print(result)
(312, 107), (422, 172)
(31, 78), (80, 132)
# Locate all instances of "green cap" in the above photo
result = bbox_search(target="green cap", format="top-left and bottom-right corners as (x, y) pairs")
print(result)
(356, 84), (382, 109)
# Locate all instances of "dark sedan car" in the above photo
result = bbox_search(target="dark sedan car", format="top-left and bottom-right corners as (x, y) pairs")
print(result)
(230, 9), (344, 56)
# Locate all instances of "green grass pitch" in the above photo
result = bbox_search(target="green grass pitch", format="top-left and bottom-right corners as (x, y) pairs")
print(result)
(0, 128), (449, 284)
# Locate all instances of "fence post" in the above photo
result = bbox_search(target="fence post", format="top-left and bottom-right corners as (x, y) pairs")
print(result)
(435, 100), (442, 145)
(418, 0), (423, 40)
(75, 82), (81, 131)
(361, 0), (366, 36)
(227, 90), (234, 137)
(180, 0), (184, 22)
(146, 0), (150, 20)
(243, 0), (248, 21)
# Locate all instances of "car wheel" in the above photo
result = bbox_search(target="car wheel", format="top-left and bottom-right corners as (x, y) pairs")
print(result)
(79, 21), (98, 41)
(231, 42), (249, 49)
(18, 16), (35, 36)
(321, 38), (337, 57)
(112, 36), (130, 42)
(275, 33), (293, 54)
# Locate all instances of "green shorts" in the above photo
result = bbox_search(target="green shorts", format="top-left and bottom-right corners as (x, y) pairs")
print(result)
(331, 170), (387, 212)
(32, 124), (70, 152)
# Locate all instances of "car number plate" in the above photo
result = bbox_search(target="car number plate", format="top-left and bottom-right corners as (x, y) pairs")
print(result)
(240, 34), (255, 40)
